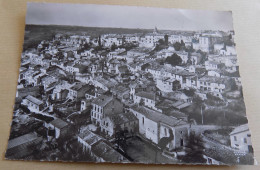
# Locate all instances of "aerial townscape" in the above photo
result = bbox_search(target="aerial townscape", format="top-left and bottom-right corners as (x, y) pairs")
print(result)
(6, 25), (255, 165)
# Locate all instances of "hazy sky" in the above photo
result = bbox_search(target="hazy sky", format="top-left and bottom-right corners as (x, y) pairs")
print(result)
(26, 3), (234, 31)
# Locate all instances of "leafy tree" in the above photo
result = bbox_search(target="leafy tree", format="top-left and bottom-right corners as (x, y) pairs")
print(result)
(158, 39), (164, 45)
(110, 43), (117, 51)
(183, 88), (195, 97)
(165, 53), (182, 66)
(173, 42), (182, 51)
(139, 98), (145, 106)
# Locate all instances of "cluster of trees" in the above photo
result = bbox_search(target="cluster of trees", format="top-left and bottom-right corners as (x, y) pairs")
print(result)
(165, 53), (183, 66)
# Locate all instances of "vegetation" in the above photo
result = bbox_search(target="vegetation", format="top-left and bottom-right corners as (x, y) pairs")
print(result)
(165, 53), (182, 66)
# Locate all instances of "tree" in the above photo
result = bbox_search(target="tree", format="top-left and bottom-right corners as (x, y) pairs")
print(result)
(139, 98), (145, 106)
(98, 35), (102, 47)
(110, 43), (117, 51)
(114, 125), (127, 151)
(183, 88), (195, 97)
(158, 39), (164, 45)
(173, 42), (182, 51)
(165, 53), (182, 66)
(164, 34), (168, 45)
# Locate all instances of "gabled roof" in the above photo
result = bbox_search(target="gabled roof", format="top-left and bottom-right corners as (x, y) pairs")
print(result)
(25, 95), (43, 105)
(7, 132), (40, 149)
(70, 83), (90, 91)
(78, 129), (102, 146)
(131, 105), (188, 127)
(50, 118), (68, 129)
(92, 95), (113, 107)
(91, 140), (129, 163)
(230, 124), (250, 136)
(135, 91), (155, 101)
(105, 112), (137, 125)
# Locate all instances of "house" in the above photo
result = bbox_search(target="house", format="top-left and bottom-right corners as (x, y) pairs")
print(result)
(91, 140), (130, 163)
(103, 35), (124, 47)
(91, 95), (124, 126)
(196, 35), (222, 53)
(84, 85), (96, 100)
(133, 91), (156, 110)
(190, 53), (202, 65)
(214, 43), (225, 54)
(16, 86), (41, 98)
(220, 46), (237, 56)
(230, 124), (253, 153)
(208, 70), (222, 77)
(197, 76), (226, 95)
(205, 61), (221, 70)
(101, 112), (138, 137)
(47, 118), (69, 139)
(5, 132), (43, 159)
(130, 105), (189, 150)
(156, 77), (180, 93)
(93, 76), (118, 91)
(68, 83), (92, 100)
(110, 85), (129, 102)
(77, 129), (103, 152)
(73, 64), (88, 74)
(22, 95), (44, 112)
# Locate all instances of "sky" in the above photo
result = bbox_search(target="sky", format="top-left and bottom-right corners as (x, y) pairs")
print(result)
(26, 3), (234, 31)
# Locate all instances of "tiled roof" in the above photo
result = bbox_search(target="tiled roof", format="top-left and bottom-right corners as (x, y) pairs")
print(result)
(7, 132), (40, 149)
(91, 140), (129, 163)
(92, 95), (113, 107)
(230, 124), (250, 135)
(78, 129), (102, 146)
(131, 106), (187, 127)
(25, 95), (43, 105)
(50, 118), (68, 129)
(106, 112), (137, 125)
(135, 91), (155, 101)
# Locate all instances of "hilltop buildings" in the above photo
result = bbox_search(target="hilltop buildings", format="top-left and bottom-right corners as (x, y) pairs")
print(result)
(8, 26), (254, 164)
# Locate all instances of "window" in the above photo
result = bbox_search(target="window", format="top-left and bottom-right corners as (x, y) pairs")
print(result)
(244, 138), (247, 144)
(164, 128), (167, 136)
(247, 134), (251, 137)
(180, 138), (184, 146)
(142, 117), (144, 125)
(234, 136), (237, 141)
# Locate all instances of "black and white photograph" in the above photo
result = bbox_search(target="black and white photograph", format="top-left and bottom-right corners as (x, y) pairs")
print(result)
(5, 2), (256, 165)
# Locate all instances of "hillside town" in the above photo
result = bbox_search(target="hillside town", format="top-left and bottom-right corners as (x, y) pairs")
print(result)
(6, 26), (255, 165)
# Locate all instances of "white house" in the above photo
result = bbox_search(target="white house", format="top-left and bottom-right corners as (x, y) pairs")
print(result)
(22, 95), (44, 112)
(130, 106), (189, 150)
(133, 91), (156, 110)
(230, 124), (253, 153)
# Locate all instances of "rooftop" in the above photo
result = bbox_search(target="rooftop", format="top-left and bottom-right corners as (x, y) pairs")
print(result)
(50, 118), (69, 129)
(135, 91), (156, 101)
(131, 105), (187, 127)
(230, 124), (250, 136)
(91, 140), (129, 163)
(92, 95), (113, 107)
(25, 95), (43, 105)
(7, 132), (41, 149)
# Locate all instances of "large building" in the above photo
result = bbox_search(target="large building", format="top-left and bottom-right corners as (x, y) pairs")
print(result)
(130, 106), (190, 150)
(91, 95), (124, 126)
